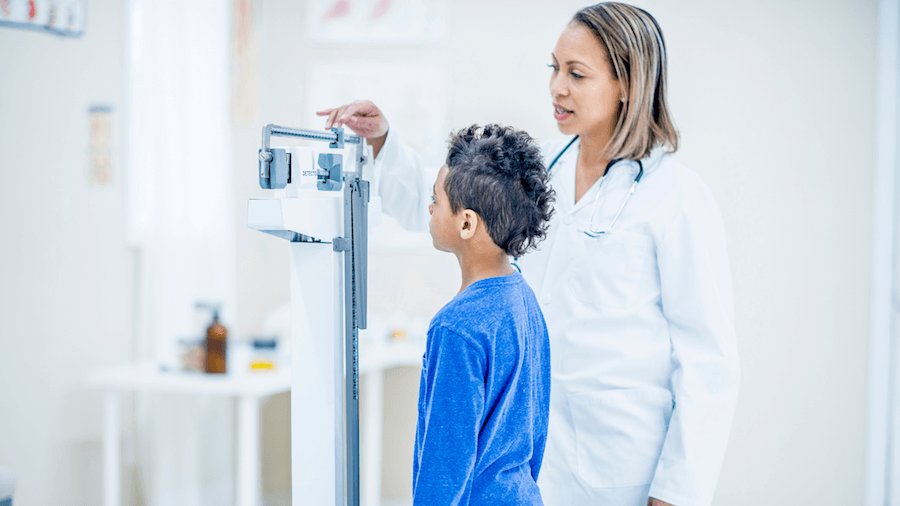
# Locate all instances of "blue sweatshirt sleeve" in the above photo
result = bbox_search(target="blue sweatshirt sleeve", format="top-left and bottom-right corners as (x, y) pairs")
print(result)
(413, 325), (486, 506)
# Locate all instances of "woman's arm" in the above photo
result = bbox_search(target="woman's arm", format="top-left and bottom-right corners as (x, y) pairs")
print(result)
(317, 100), (430, 232)
(650, 177), (741, 506)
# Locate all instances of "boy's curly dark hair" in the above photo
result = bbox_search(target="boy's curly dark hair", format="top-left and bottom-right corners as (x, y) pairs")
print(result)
(444, 124), (556, 258)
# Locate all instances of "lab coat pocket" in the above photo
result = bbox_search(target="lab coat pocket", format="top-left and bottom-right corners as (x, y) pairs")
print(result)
(568, 388), (673, 489)
(570, 231), (653, 309)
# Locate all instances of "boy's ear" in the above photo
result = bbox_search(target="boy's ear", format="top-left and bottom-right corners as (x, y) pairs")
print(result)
(459, 209), (478, 240)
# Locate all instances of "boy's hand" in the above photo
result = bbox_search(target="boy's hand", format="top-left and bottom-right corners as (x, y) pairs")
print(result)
(316, 100), (389, 158)
(648, 498), (674, 506)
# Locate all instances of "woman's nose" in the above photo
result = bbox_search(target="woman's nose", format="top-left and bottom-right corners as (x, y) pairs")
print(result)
(549, 73), (566, 97)
(428, 203), (434, 215)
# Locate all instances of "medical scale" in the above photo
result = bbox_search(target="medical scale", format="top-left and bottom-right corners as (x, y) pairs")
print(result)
(247, 124), (381, 506)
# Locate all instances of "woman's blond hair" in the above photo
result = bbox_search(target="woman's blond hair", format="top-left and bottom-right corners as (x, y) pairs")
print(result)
(573, 3), (678, 160)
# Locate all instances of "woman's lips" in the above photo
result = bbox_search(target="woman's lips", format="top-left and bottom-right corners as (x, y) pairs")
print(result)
(554, 104), (573, 121)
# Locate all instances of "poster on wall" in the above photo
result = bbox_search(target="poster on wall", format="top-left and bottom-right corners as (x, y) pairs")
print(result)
(88, 104), (113, 185)
(307, 0), (444, 44)
(0, 0), (86, 37)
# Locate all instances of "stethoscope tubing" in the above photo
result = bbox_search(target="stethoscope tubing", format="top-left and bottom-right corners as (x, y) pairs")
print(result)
(512, 137), (645, 270)
(548, 136), (643, 237)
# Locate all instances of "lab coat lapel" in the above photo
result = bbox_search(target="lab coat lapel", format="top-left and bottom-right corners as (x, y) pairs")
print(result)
(552, 138), (577, 214)
(562, 139), (618, 216)
(535, 147), (579, 296)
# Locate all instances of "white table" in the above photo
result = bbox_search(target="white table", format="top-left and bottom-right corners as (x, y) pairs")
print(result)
(88, 363), (291, 506)
(90, 339), (423, 506)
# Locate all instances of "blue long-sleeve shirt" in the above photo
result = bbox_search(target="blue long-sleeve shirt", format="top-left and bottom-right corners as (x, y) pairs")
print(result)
(413, 272), (551, 506)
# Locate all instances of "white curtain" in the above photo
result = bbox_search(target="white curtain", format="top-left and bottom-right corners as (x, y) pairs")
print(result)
(125, 0), (237, 504)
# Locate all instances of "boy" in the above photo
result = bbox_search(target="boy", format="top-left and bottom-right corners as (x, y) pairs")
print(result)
(413, 124), (556, 506)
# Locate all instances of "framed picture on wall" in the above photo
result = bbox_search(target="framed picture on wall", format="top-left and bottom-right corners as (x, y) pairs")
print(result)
(307, 0), (445, 44)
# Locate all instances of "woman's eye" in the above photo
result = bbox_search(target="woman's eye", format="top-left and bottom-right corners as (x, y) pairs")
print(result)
(570, 72), (584, 79)
(547, 64), (558, 72)
(430, 195), (436, 203)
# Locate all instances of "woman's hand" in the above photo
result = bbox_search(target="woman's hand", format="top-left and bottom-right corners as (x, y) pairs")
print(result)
(648, 498), (674, 506)
(316, 100), (389, 158)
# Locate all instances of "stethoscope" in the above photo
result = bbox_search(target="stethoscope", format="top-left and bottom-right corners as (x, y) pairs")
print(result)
(549, 136), (644, 238)
(511, 136), (644, 272)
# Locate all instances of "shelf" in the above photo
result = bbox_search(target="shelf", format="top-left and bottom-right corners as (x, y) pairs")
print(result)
(87, 362), (291, 398)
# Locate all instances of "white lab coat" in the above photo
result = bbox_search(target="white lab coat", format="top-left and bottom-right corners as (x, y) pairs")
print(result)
(376, 129), (740, 506)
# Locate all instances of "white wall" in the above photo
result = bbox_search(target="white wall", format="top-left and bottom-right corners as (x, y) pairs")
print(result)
(0, 1), (134, 505)
(241, 0), (877, 504)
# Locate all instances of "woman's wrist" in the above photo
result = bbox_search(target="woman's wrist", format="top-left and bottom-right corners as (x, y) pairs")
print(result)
(368, 129), (388, 159)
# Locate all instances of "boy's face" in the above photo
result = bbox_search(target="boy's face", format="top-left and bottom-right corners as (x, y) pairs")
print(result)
(429, 165), (458, 252)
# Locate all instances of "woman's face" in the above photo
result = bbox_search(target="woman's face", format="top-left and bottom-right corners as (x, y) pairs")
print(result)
(550, 22), (622, 138)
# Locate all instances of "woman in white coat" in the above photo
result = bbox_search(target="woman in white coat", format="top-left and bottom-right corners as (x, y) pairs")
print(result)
(319, 4), (739, 506)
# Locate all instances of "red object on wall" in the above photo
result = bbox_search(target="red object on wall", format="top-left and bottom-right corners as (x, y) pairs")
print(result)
(372, 0), (390, 19)
(324, 0), (350, 20)
(28, 0), (36, 20)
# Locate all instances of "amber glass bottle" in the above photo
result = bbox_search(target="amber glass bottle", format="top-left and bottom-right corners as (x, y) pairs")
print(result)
(205, 312), (228, 374)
